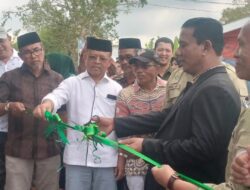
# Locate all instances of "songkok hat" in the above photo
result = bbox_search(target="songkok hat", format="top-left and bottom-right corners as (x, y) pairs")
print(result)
(86, 36), (96, 41)
(86, 37), (112, 52)
(0, 26), (8, 39)
(119, 38), (141, 49)
(129, 50), (161, 65)
(17, 32), (41, 49)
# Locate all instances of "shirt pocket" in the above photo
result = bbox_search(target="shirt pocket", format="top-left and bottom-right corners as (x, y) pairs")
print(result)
(103, 95), (117, 106)
(168, 83), (182, 99)
(104, 97), (116, 106)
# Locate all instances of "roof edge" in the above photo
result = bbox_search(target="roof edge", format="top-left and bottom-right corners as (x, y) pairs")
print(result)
(223, 17), (250, 33)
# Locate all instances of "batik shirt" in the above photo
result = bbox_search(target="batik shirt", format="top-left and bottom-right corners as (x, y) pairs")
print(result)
(116, 77), (166, 176)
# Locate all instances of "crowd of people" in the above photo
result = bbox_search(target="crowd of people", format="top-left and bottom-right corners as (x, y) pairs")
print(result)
(0, 16), (249, 190)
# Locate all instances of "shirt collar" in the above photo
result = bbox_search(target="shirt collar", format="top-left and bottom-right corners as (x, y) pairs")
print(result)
(0, 49), (22, 65)
(192, 65), (224, 83)
(159, 66), (173, 79)
(11, 49), (20, 59)
(133, 76), (166, 92)
(20, 61), (51, 74)
(79, 71), (110, 83)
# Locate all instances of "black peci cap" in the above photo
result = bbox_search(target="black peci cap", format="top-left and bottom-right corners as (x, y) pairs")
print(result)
(119, 38), (141, 50)
(17, 32), (41, 49)
(86, 37), (112, 52)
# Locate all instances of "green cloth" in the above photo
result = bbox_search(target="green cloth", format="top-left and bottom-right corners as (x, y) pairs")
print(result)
(46, 53), (76, 79)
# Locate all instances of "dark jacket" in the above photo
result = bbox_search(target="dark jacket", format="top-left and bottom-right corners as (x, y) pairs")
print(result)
(114, 66), (241, 190)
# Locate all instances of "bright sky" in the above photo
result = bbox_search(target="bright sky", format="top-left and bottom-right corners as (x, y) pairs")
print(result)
(1, 0), (238, 47)
(117, 0), (235, 46)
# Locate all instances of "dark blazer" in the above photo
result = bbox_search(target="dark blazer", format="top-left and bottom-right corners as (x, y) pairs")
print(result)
(115, 66), (241, 190)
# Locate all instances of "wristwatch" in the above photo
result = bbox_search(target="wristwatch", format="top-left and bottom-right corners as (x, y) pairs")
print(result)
(4, 102), (10, 112)
(118, 152), (128, 159)
(167, 173), (179, 190)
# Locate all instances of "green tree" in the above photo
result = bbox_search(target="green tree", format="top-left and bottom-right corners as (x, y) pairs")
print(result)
(145, 37), (156, 50)
(1, 0), (147, 61)
(173, 36), (179, 54)
(220, 0), (250, 24)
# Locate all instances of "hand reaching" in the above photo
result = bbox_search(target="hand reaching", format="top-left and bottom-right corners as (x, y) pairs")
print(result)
(92, 116), (114, 135)
(231, 147), (250, 186)
(151, 165), (175, 188)
(9, 102), (26, 117)
(33, 100), (54, 120)
(119, 137), (144, 154)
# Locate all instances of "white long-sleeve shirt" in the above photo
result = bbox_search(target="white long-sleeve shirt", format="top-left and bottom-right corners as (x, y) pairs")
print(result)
(0, 49), (23, 132)
(43, 71), (122, 167)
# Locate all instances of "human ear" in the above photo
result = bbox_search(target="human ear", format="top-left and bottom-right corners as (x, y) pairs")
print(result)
(202, 40), (212, 55)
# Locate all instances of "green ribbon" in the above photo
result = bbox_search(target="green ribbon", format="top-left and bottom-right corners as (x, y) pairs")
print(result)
(44, 111), (213, 190)
(44, 111), (71, 144)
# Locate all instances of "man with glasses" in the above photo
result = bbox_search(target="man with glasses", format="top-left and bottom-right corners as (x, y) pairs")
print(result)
(0, 26), (22, 190)
(114, 38), (141, 88)
(33, 37), (122, 190)
(0, 31), (63, 190)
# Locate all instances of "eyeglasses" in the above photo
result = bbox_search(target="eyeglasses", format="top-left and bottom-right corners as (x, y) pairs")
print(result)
(118, 55), (133, 62)
(20, 48), (43, 57)
(87, 55), (109, 63)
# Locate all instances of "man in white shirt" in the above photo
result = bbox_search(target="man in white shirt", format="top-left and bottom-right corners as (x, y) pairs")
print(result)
(0, 26), (22, 190)
(34, 37), (122, 190)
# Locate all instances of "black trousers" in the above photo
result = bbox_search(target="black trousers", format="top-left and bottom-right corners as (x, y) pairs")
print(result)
(59, 145), (65, 189)
(0, 132), (7, 190)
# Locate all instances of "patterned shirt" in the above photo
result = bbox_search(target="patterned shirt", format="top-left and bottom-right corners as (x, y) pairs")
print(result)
(0, 63), (63, 159)
(116, 77), (166, 176)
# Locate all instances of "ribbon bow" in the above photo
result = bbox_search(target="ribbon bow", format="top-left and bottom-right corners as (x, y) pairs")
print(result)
(44, 111), (213, 190)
